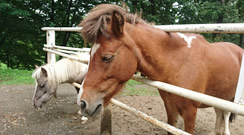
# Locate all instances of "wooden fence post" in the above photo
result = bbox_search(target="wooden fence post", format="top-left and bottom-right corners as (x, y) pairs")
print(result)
(46, 30), (56, 64)
(100, 104), (112, 135)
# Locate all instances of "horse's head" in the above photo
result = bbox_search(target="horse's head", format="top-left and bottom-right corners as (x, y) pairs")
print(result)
(77, 4), (141, 117)
(32, 66), (57, 109)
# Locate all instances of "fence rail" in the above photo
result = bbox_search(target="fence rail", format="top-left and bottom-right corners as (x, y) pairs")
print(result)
(131, 76), (244, 115)
(42, 23), (244, 33)
(44, 44), (90, 52)
(43, 48), (89, 64)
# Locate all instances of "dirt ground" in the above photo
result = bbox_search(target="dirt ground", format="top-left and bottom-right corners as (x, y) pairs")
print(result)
(0, 84), (244, 135)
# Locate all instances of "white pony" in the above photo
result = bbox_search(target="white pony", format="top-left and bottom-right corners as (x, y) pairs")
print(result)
(32, 54), (89, 109)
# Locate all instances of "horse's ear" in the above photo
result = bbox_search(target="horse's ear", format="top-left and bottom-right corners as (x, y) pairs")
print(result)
(111, 10), (124, 37)
(41, 67), (48, 77)
(35, 65), (39, 69)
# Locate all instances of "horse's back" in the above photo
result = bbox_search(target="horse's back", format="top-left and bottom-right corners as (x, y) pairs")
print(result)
(203, 42), (243, 102)
(212, 42), (243, 66)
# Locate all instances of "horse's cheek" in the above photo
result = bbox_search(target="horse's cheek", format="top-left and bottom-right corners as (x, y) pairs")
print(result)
(116, 53), (137, 81)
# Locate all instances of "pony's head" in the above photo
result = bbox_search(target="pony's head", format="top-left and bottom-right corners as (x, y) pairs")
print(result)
(78, 4), (143, 117)
(32, 66), (57, 109)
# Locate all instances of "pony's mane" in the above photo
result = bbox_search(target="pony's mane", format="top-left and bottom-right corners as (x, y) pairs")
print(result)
(79, 4), (146, 43)
(32, 57), (88, 84)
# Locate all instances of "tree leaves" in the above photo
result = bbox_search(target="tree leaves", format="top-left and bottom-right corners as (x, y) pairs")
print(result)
(0, 0), (243, 70)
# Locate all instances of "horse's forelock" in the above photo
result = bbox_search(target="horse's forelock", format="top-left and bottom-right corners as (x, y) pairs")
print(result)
(79, 4), (143, 44)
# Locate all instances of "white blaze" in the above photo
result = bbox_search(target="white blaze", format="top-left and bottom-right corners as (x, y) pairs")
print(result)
(90, 43), (101, 58)
(77, 76), (86, 105)
(177, 32), (196, 48)
(77, 43), (100, 105)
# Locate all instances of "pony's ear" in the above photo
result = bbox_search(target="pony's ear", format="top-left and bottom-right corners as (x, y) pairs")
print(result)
(35, 65), (39, 69)
(41, 67), (48, 77)
(111, 10), (124, 37)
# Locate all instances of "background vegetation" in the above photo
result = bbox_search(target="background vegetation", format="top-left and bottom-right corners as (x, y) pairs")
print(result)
(0, 63), (34, 85)
(0, 0), (243, 85)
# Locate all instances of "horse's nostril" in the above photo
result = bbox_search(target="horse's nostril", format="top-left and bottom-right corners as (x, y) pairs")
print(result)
(80, 100), (87, 109)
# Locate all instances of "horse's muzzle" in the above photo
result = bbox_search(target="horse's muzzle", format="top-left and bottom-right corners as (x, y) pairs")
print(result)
(80, 99), (103, 117)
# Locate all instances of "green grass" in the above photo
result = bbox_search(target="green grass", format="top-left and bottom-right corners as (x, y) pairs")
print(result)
(126, 79), (142, 86)
(0, 64), (34, 85)
(123, 80), (159, 96)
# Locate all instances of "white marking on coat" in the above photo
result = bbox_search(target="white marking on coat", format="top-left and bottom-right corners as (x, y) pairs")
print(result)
(90, 43), (100, 58)
(177, 32), (196, 48)
(77, 64), (89, 105)
(77, 43), (100, 105)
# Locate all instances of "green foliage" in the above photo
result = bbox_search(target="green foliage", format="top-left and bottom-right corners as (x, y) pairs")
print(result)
(0, 0), (243, 71)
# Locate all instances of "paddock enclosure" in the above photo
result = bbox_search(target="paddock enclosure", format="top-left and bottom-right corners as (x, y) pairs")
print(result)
(0, 23), (244, 135)
(39, 23), (244, 135)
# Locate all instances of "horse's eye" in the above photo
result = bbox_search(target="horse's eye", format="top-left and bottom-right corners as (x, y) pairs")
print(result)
(39, 84), (45, 88)
(101, 54), (114, 63)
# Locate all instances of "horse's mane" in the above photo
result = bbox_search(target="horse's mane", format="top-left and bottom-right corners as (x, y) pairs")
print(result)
(32, 57), (88, 84)
(79, 4), (146, 43)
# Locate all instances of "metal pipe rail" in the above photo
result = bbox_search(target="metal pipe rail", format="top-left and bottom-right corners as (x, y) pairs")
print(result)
(43, 48), (89, 64)
(53, 49), (87, 55)
(42, 27), (82, 32)
(110, 99), (191, 135)
(155, 23), (244, 33)
(44, 44), (91, 52)
(42, 23), (244, 33)
(131, 75), (244, 116)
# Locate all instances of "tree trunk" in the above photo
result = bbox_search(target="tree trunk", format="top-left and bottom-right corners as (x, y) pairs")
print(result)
(62, 0), (73, 46)
(45, 0), (55, 63)
(149, 0), (156, 15)
(212, 0), (225, 40)
(63, 0), (78, 46)
(0, 33), (6, 47)
(50, 0), (55, 23)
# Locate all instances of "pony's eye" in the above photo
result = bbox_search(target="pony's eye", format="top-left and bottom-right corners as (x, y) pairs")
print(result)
(39, 84), (45, 88)
(101, 54), (114, 63)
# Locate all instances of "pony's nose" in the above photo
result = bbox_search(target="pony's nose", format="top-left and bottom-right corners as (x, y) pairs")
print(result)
(80, 100), (87, 110)
(33, 103), (37, 108)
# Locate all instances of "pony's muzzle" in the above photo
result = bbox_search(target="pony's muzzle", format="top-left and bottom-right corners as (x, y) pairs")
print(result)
(33, 102), (42, 109)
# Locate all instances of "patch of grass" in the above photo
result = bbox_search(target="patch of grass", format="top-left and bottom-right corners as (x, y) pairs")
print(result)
(0, 65), (34, 85)
(126, 80), (142, 86)
(122, 81), (159, 96)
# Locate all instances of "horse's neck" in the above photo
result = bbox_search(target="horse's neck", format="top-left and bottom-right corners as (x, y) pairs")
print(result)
(127, 23), (183, 81)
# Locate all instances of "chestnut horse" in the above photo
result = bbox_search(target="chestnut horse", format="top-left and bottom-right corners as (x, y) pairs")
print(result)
(77, 4), (243, 135)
